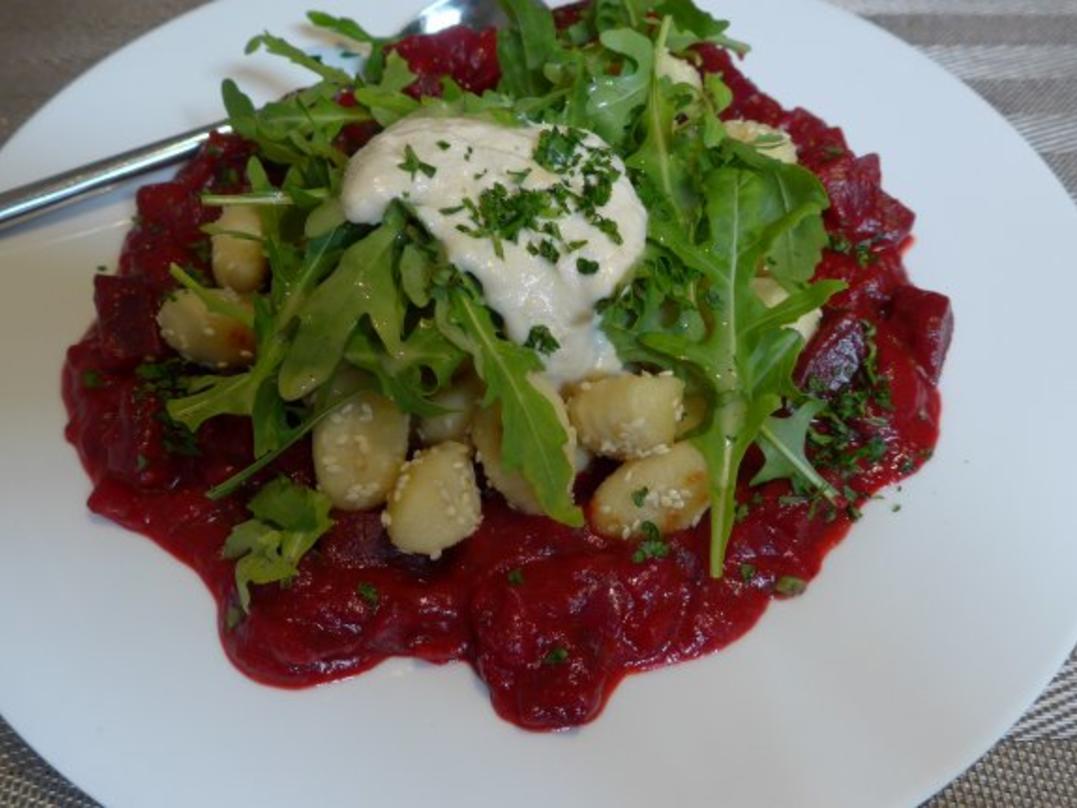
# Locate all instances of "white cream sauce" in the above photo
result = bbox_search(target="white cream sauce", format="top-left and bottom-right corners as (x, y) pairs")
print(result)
(340, 115), (647, 385)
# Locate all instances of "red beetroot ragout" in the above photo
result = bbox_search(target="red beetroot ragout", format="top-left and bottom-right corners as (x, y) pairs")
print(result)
(62, 27), (952, 730)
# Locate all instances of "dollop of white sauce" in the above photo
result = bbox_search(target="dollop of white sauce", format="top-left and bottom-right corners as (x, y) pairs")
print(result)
(340, 115), (647, 385)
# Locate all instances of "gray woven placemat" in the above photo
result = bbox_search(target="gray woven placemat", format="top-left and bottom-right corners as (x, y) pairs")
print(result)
(2, 0), (1076, 805)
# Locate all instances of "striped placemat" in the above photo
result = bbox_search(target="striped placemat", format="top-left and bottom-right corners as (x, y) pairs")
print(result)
(1, 0), (1075, 805)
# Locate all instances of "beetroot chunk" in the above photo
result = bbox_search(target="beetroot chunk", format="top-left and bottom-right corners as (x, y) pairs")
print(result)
(390, 26), (501, 98)
(795, 314), (867, 394)
(887, 286), (954, 384)
(101, 384), (178, 489)
(135, 181), (208, 246)
(93, 275), (164, 371)
(816, 154), (915, 247)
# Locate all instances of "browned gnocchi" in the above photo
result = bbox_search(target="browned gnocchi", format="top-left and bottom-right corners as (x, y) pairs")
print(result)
(156, 288), (255, 369)
(590, 442), (710, 539)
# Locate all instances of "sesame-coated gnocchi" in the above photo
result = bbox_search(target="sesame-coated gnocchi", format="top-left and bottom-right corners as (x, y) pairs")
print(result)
(472, 374), (576, 515)
(156, 288), (255, 369)
(385, 441), (482, 558)
(750, 276), (822, 343)
(417, 373), (483, 446)
(567, 373), (684, 460)
(211, 205), (268, 293)
(590, 442), (710, 540)
(725, 119), (798, 165)
(313, 386), (410, 511)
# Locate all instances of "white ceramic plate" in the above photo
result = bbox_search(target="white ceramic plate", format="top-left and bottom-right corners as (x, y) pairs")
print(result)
(1, 1), (1075, 805)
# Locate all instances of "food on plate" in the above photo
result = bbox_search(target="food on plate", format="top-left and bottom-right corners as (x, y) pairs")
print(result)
(62, 0), (953, 730)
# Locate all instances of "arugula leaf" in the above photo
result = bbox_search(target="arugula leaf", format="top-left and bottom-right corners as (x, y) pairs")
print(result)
(167, 226), (354, 431)
(442, 284), (582, 527)
(627, 71), (695, 228)
(221, 477), (334, 611)
(220, 79), (368, 171)
(586, 28), (654, 147)
(757, 165), (831, 288)
(638, 162), (838, 576)
(654, 0), (750, 54)
(496, 0), (563, 98)
(591, 0), (653, 32)
(245, 31), (353, 84)
(344, 320), (465, 417)
(278, 210), (405, 401)
(354, 51), (420, 126)
(751, 399), (838, 499)
(306, 10), (381, 49)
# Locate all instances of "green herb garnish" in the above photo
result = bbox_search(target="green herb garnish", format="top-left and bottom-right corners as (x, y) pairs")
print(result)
(398, 144), (436, 179)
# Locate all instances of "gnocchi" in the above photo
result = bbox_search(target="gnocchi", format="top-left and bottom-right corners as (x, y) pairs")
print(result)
(750, 276), (823, 343)
(211, 205), (268, 293)
(725, 119), (798, 165)
(472, 374), (576, 514)
(417, 373), (484, 446)
(385, 441), (482, 558)
(156, 288), (255, 369)
(590, 442), (710, 539)
(656, 47), (702, 91)
(312, 383), (410, 511)
(567, 373), (684, 460)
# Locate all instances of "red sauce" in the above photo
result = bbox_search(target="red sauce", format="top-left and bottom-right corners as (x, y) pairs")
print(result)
(61, 28), (952, 731)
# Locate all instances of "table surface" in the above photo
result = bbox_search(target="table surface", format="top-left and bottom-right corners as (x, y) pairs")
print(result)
(2, 0), (1076, 805)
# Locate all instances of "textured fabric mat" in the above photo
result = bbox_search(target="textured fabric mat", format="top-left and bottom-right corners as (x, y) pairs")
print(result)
(1, 0), (1075, 805)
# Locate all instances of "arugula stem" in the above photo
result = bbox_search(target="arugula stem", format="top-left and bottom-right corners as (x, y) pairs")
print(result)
(169, 264), (255, 328)
(201, 191), (299, 207)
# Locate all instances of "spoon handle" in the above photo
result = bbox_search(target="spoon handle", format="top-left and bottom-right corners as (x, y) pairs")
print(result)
(0, 120), (229, 232)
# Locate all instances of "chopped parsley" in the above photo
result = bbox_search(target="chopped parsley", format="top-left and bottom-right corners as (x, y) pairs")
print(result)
(632, 521), (670, 562)
(357, 582), (380, 607)
(631, 486), (649, 507)
(544, 646), (569, 665)
(436, 140), (450, 151)
(526, 239), (560, 263)
(81, 369), (104, 389)
(398, 144), (436, 179)
(135, 361), (200, 457)
(775, 576), (807, 597)
(739, 562), (757, 582)
(507, 167), (532, 184)
(524, 324), (560, 355)
(506, 568), (524, 586)
(454, 183), (554, 258)
(576, 257), (600, 276)
(534, 127), (586, 173)
(590, 214), (622, 245)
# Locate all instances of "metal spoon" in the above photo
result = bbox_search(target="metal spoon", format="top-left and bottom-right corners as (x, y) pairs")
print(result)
(0, 0), (506, 233)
